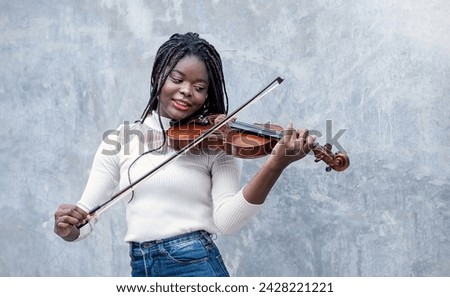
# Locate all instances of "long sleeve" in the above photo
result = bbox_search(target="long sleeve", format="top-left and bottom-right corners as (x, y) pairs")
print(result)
(75, 129), (122, 240)
(210, 154), (263, 235)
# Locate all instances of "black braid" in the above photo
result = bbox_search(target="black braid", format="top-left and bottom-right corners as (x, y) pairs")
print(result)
(139, 32), (229, 123)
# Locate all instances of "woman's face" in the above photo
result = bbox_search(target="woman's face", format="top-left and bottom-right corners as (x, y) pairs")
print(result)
(158, 55), (209, 120)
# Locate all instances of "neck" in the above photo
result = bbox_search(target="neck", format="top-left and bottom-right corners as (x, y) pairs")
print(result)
(144, 112), (172, 131)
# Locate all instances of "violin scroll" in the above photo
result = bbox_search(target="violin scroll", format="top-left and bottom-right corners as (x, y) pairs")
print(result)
(311, 143), (349, 172)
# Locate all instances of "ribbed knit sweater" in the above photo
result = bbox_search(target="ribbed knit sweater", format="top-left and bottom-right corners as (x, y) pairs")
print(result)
(76, 114), (262, 243)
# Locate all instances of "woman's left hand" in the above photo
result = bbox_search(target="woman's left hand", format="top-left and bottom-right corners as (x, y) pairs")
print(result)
(269, 123), (316, 170)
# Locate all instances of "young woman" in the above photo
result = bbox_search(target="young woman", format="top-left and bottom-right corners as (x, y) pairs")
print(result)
(54, 32), (315, 277)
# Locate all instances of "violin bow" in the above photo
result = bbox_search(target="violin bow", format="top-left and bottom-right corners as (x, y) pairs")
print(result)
(78, 77), (284, 226)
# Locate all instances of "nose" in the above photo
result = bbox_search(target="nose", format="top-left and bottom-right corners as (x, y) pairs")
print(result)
(179, 82), (192, 97)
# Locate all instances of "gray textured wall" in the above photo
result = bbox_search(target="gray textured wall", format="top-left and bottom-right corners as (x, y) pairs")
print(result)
(1, 0), (449, 277)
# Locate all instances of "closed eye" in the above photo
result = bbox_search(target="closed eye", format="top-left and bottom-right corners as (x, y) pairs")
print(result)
(194, 85), (206, 92)
(170, 76), (182, 84)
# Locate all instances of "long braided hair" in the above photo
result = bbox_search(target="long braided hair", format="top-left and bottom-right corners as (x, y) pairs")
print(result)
(139, 32), (229, 123)
(126, 33), (229, 203)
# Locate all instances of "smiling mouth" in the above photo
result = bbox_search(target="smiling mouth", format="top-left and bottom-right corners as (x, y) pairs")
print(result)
(172, 99), (191, 111)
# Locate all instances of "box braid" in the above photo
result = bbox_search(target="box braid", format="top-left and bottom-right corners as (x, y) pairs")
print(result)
(139, 32), (229, 123)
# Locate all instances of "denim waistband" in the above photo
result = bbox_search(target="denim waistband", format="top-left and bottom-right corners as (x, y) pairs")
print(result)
(130, 230), (211, 249)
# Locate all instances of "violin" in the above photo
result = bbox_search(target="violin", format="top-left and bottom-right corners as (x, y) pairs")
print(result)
(167, 114), (349, 172)
(78, 77), (349, 226)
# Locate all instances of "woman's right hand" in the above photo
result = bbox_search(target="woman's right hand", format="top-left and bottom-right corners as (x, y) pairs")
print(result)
(54, 204), (89, 241)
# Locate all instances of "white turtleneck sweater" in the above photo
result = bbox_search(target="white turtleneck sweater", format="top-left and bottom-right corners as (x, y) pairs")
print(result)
(76, 114), (262, 243)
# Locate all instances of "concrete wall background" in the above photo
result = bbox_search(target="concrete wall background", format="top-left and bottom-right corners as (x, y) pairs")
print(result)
(1, 0), (449, 276)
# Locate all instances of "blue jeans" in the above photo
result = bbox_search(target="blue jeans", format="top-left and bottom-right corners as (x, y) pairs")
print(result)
(129, 230), (230, 277)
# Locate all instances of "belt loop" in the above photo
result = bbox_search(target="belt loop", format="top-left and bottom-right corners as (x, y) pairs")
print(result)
(200, 230), (212, 243)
